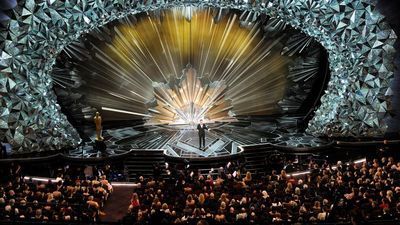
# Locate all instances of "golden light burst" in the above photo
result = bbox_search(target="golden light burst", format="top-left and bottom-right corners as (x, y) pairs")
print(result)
(74, 7), (292, 123)
(148, 65), (233, 124)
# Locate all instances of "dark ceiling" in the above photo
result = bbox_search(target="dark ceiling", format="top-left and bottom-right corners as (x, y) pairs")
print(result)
(377, 0), (400, 133)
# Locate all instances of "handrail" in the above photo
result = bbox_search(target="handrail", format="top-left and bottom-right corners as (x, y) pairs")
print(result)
(0, 149), (138, 164)
(335, 139), (400, 146)
(0, 153), (62, 163)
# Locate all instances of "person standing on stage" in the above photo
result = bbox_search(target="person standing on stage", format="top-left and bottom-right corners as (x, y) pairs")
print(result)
(197, 119), (208, 149)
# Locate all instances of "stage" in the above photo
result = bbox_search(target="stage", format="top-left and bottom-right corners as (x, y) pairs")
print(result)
(68, 121), (328, 158)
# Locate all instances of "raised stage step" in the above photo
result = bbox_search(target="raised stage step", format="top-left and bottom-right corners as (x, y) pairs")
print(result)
(242, 146), (273, 176)
(123, 150), (166, 182)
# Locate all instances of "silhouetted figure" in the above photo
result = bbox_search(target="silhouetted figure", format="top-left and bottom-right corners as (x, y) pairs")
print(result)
(1, 143), (6, 158)
(197, 119), (208, 149)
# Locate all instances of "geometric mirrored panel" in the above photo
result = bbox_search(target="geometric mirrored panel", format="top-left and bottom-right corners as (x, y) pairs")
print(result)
(52, 7), (329, 157)
(0, 0), (396, 153)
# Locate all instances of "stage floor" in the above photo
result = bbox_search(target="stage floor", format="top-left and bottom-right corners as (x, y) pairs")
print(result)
(69, 122), (328, 158)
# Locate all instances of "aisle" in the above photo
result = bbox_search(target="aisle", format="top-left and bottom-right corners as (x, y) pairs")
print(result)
(101, 186), (132, 222)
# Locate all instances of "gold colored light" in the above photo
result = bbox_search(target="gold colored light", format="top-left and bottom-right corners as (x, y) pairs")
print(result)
(147, 66), (232, 124)
(75, 7), (291, 122)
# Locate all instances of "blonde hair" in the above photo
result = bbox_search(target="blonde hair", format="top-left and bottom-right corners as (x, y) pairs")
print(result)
(199, 193), (205, 204)
(220, 201), (226, 210)
(245, 171), (252, 181)
(220, 193), (227, 201)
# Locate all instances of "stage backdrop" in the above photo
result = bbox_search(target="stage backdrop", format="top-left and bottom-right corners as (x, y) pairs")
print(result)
(0, 0), (397, 152)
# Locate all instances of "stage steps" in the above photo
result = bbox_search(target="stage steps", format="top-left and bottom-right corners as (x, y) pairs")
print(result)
(121, 130), (177, 149)
(124, 150), (166, 182)
(242, 146), (272, 175)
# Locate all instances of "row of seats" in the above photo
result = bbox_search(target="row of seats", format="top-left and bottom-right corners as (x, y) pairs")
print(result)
(0, 164), (113, 222)
(123, 156), (400, 225)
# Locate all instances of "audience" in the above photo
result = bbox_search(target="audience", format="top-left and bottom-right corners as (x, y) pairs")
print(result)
(123, 157), (400, 224)
(1, 156), (399, 224)
(0, 164), (112, 222)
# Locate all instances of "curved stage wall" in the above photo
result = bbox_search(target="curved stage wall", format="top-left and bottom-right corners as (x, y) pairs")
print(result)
(0, 0), (398, 153)
(3, 140), (400, 175)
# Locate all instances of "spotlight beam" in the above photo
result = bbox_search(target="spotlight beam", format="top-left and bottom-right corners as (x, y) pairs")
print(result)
(102, 107), (152, 117)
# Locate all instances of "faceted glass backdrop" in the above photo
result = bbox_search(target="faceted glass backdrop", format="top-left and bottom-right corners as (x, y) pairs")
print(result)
(0, 0), (396, 152)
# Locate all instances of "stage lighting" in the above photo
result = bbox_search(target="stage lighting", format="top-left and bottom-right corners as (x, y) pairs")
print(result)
(353, 158), (366, 164)
(148, 66), (234, 124)
(102, 107), (152, 117)
(183, 6), (194, 21)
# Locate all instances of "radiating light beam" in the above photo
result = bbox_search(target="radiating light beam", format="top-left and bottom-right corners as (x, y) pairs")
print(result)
(102, 107), (152, 117)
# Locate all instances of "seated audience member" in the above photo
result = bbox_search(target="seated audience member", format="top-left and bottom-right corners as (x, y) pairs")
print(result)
(123, 157), (400, 224)
(0, 164), (112, 222)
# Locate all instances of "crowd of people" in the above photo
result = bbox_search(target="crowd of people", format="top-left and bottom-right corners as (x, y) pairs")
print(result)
(0, 163), (113, 222)
(1, 155), (399, 225)
(123, 157), (400, 225)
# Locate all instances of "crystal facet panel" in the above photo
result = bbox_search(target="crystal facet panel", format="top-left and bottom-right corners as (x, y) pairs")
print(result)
(0, 0), (396, 152)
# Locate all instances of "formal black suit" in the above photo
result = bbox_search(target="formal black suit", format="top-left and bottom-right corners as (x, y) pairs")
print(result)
(197, 124), (208, 149)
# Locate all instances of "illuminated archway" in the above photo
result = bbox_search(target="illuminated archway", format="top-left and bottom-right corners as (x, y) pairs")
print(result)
(0, 0), (396, 152)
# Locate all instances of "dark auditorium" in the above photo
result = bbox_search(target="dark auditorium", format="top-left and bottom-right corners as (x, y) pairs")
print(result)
(1, 0), (400, 225)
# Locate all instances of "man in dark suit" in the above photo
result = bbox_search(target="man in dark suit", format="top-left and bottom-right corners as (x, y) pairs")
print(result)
(197, 119), (208, 149)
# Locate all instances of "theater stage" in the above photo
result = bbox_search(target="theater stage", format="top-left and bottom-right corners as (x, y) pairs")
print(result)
(69, 121), (328, 158)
